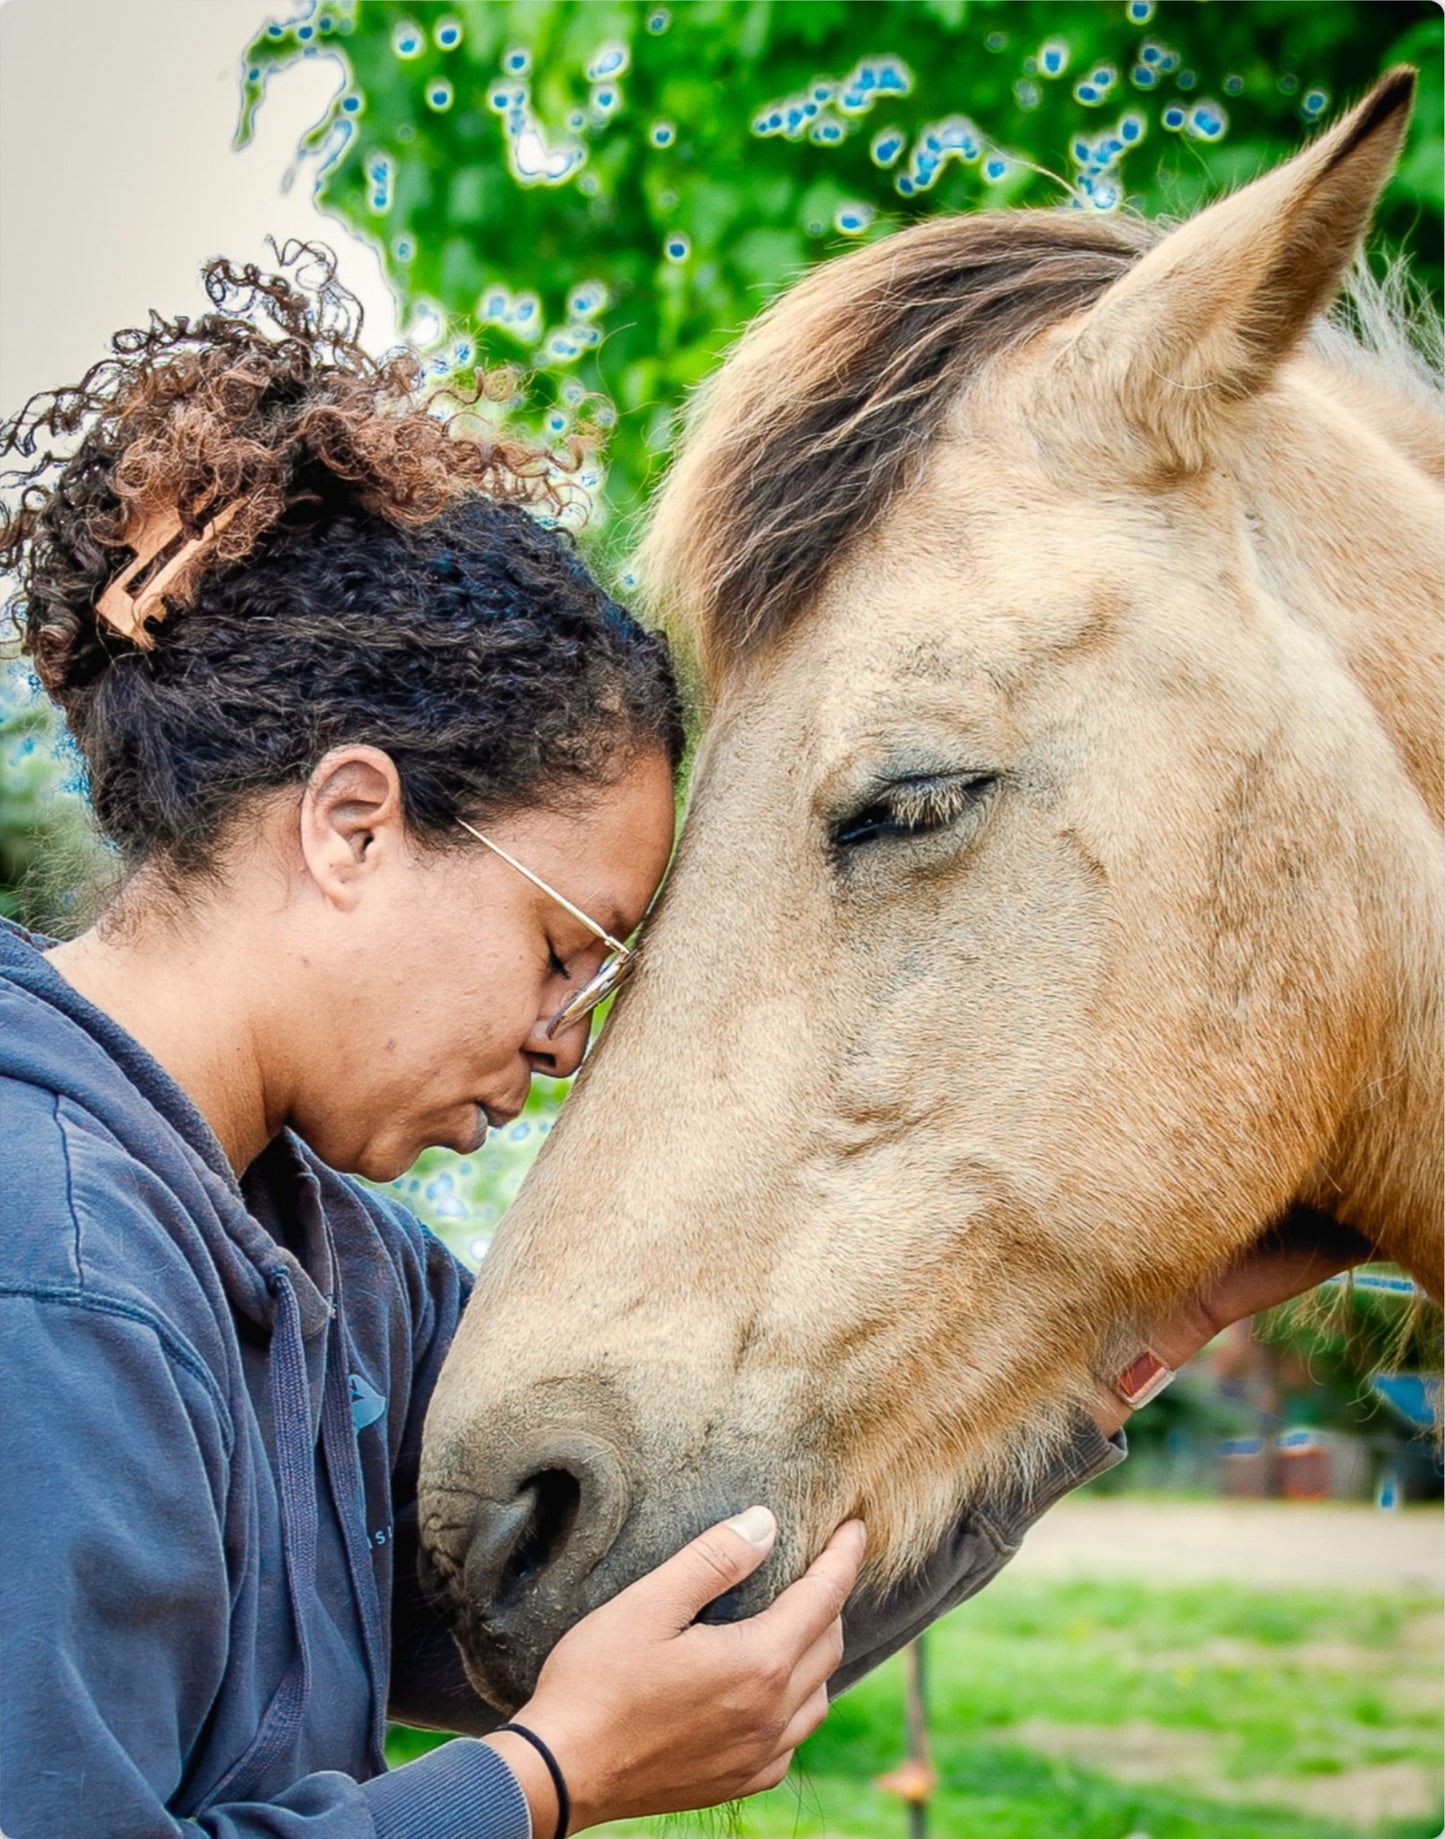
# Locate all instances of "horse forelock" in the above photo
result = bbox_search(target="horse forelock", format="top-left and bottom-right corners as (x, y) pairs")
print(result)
(638, 209), (1159, 691)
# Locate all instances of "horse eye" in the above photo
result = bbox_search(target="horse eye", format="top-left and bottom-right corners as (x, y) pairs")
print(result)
(830, 773), (998, 851)
(832, 804), (919, 848)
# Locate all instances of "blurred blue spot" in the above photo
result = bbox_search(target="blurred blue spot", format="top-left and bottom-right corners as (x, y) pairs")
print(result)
(586, 43), (628, 80)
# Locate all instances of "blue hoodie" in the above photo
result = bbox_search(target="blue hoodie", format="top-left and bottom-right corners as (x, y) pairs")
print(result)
(0, 919), (528, 1839)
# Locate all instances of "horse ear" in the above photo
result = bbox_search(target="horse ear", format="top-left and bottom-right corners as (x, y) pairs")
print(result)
(1065, 67), (1416, 466)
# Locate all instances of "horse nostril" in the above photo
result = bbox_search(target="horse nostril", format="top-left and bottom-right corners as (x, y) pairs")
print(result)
(456, 1434), (625, 1619)
(498, 1470), (581, 1600)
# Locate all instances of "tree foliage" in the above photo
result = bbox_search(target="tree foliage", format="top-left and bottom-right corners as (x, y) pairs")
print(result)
(240, 0), (1444, 551)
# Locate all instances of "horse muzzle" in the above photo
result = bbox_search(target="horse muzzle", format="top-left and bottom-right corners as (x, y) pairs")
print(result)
(419, 1388), (789, 1709)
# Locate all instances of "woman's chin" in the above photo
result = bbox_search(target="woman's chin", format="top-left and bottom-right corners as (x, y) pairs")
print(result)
(321, 1109), (486, 1183)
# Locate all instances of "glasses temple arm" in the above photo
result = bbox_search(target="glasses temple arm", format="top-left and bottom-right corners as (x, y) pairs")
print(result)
(457, 819), (632, 955)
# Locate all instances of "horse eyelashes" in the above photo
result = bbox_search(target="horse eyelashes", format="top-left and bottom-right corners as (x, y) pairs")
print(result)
(832, 772), (998, 849)
(890, 776), (985, 830)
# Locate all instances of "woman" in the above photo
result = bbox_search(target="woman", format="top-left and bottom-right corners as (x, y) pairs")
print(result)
(0, 252), (1360, 1839)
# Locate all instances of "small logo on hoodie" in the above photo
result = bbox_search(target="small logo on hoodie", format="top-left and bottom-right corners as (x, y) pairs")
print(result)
(349, 1373), (386, 1434)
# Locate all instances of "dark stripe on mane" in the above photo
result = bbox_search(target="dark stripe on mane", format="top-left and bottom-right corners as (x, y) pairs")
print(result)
(651, 212), (1157, 680)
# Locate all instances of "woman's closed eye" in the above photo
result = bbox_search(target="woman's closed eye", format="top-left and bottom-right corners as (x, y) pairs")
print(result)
(548, 936), (606, 985)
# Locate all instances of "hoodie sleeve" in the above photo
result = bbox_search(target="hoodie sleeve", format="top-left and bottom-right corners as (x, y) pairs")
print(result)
(0, 1291), (528, 1839)
(372, 1207), (507, 1739)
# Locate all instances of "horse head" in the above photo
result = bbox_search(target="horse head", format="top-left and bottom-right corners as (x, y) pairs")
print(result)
(422, 70), (1443, 1711)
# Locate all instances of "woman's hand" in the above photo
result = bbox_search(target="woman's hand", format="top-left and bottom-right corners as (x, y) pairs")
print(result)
(485, 1507), (866, 1833)
(1092, 1212), (1373, 1435)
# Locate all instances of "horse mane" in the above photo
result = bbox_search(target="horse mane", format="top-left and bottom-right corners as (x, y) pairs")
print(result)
(636, 210), (1158, 689)
(638, 208), (1442, 694)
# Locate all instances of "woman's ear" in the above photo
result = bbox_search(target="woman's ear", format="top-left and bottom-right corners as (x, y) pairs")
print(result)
(298, 745), (408, 910)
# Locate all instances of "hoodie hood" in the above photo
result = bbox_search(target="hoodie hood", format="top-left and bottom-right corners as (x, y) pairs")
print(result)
(0, 917), (330, 1337)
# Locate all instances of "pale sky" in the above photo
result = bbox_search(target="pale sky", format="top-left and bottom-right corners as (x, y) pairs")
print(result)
(0, 0), (400, 411)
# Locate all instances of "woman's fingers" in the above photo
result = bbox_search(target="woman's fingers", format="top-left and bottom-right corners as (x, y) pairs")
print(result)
(787, 1611), (847, 1702)
(1151, 1217), (1375, 1371)
(755, 1519), (866, 1651)
(1196, 1217), (1372, 1335)
(776, 1682), (831, 1754)
(613, 1504), (778, 1629)
(737, 1749), (796, 1798)
(521, 1513), (863, 1826)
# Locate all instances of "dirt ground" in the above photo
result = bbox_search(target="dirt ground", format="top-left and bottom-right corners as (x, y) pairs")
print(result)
(1011, 1497), (1443, 1592)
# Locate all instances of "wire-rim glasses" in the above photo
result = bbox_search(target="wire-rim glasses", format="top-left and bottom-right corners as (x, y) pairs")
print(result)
(457, 818), (635, 1038)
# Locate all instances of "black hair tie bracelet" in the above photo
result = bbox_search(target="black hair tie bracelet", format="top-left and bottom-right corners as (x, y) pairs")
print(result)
(495, 1721), (570, 1839)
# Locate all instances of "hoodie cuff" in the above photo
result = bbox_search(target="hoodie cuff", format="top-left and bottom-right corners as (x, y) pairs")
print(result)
(979, 1417), (1127, 1548)
(362, 1738), (531, 1839)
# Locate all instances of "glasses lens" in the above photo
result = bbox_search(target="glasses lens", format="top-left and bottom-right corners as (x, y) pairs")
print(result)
(544, 953), (632, 1039)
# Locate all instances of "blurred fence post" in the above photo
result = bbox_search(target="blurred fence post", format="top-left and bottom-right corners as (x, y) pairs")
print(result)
(873, 1633), (936, 1838)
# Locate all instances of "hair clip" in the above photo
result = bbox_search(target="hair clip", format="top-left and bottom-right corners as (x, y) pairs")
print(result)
(95, 499), (242, 648)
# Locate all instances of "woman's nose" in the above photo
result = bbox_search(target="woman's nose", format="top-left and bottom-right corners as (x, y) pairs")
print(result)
(524, 1010), (591, 1079)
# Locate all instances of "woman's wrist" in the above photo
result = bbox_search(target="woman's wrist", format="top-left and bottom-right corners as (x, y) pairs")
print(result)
(1089, 1297), (1220, 1437)
(482, 1728), (564, 1836)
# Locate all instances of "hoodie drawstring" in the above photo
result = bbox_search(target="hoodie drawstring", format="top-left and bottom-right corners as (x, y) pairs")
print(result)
(321, 1302), (391, 1777)
(199, 1268), (318, 1808)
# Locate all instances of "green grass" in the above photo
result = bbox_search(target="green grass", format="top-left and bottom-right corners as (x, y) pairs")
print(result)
(386, 1574), (1443, 1838)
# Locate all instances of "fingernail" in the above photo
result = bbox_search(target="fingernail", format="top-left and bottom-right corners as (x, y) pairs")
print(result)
(726, 1505), (776, 1548)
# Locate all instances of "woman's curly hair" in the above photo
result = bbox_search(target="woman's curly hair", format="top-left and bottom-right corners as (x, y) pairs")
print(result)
(0, 244), (683, 879)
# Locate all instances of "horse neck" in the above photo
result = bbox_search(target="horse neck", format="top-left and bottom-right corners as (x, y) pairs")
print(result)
(1248, 359), (1443, 1290)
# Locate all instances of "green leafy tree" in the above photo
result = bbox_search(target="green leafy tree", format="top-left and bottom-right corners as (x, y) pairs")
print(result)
(0, 662), (99, 936)
(240, 0), (1443, 552)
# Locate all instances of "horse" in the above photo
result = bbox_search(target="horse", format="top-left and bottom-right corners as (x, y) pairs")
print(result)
(420, 69), (1443, 1713)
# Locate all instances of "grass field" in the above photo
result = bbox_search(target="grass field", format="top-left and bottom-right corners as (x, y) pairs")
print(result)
(388, 1564), (1443, 1839)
